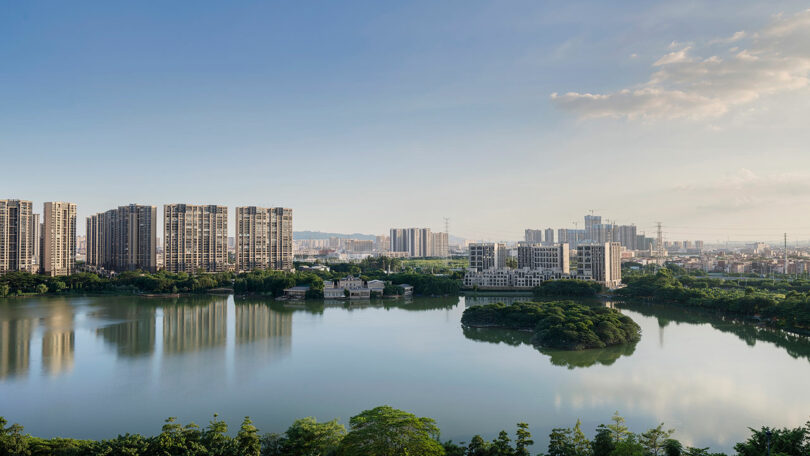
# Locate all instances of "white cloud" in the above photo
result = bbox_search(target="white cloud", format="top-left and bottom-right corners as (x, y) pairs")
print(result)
(552, 9), (810, 120)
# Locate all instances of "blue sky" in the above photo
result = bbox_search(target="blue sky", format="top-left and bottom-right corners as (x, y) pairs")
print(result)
(3, 1), (810, 242)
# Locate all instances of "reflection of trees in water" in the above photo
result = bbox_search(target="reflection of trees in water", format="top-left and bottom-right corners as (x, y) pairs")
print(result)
(0, 317), (34, 378)
(162, 296), (228, 354)
(235, 296), (461, 314)
(462, 326), (638, 369)
(619, 301), (810, 363)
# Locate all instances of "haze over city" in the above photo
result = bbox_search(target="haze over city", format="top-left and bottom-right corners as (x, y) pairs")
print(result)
(3, 1), (810, 241)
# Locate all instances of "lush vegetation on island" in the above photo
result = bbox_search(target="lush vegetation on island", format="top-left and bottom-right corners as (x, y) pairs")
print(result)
(617, 268), (810, 332)
(461, 301), (641, 350)
(3, 408), (807, 456)
(532, 280), (603, 298)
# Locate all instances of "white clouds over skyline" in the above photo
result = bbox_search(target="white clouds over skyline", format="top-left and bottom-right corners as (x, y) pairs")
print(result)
(551, 9), (810, 120)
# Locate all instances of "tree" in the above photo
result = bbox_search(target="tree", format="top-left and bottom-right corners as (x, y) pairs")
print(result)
(663, 439), (683, 456)
(505, 258), (518, 269)
(572, 419), (592, 456)
(202, 414), (233, 456)
(515, 422), (534, 456)
(592, 425), (616, 456)
(607, 412), (630, 443)
(466, 435), (491, 456)
(640, 423), (674, 456)
(548, 427), (575, 456)
(734, 424), (810, 456)
(492, 430), (514, 456)
(611, 435), (646, 456)
(35, 284), (48, 295)
(236, 417), (261, 456)
(0, 283), (9, 297)
(0, 417), (30, 456)
(337, 406), (444, 456)
(275, 417), (345, 456)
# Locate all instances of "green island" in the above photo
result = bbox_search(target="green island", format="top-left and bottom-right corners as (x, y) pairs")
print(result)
(461, 301), (641, 350)
(2, 407), (806, 456)
(618, 268), (810, 333)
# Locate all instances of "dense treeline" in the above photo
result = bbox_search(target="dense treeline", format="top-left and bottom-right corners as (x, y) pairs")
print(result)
(533, 280), (603, 298)
(3, 408), (807, 456)
(617, 269), (810, 331)
(0, 270), (234, 296)
(461, 301), (641, 350)
(233, 270), (326, 298)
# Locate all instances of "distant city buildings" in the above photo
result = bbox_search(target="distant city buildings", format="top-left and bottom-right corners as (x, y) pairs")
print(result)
(164, 204), (228, 273)
(86, 204), (158, 272)
(517, 243), (569, 274)
(235, 206), (293, 272)
(577, 242), (622, 289)
(389, 227), (449, 258)
(42, 202), (77, 276)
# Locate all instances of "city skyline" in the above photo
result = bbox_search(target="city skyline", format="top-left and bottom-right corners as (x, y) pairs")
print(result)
(3, 2), (810, 241)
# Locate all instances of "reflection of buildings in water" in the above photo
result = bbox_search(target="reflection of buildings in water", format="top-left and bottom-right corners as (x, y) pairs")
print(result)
(0, 318), (34, 378)
(234, 304), (292, 358)
(96, 307), (156, 357)
(163, 299), (227, 353)
(41, 300), (75, 375)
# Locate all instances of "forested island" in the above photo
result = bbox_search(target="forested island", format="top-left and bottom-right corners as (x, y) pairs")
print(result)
(461, 301), (641, 350)
(618, 268), (810, 333)
(1, 407), (805, 456)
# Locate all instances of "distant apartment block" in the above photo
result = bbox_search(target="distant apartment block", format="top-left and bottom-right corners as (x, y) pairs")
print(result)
(235, 206), (293, 271)
(389, 227), (448, 258)
(524, 229), (543, 244)
(164, 204), (228, 273)
(87, 204), (157, 272)
(0, 199), (38, 274)
(544, 228), (554, 244)
(468, 243), (506, 272)
(42, 202), (77, 276)
(517, 243), (570, 274)
(576, 242), (622, 288)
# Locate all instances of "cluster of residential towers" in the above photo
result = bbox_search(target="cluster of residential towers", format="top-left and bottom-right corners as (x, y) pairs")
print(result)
(0, 199), (293, 276)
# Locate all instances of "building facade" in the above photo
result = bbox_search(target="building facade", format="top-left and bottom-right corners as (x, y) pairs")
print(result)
(0, 199), (38, 274)
(87, 204), (157, 272)
(576, 242), (622, 288)
(42, 202), (77, 276)
(389, 227), (446, 258)
(524, 229), (543, 244)
(516, 243), (570, 274)
(468, 243), (506, 272)
(164, 204), (228, 273)
(235, 206), (293, 272)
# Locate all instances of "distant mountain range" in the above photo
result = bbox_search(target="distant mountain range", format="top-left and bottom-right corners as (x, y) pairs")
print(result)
(293, 231), (377, 241)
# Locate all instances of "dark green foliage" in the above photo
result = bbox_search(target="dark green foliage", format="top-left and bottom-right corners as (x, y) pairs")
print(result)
(734, 423), (810, 456)
(262, 417), (345, 456)
(462, 301), (641, 350)
(533, 280), (603, 298)
(619, 268), (810, 331)
(337, 406), (444, 456)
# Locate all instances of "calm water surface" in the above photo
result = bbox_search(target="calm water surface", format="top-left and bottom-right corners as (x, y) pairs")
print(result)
(1, 294), (809, 453)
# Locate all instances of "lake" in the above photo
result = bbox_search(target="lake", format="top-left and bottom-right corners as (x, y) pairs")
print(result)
(1, 294), (809, 453)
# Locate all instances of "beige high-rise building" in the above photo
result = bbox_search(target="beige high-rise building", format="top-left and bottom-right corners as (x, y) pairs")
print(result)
(87, 204), (157, 272)
(0, 199), (38, 274)
(431, 232), (449, 258)
(163, 204), (228, 273)
(235, 206), (293, 271)
(576, 242), (622, 289)
(42, 202), (77, 276)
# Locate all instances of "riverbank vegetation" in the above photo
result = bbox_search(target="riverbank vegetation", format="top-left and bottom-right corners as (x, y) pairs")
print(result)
(532, 280), (603, 298)
(2, 408), (806, 456)
(617, 268), (810, 332)
(461, 301), (641, 350)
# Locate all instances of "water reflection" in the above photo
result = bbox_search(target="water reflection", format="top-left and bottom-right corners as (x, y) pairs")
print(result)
(40, 299), (75, 375)
(94, 303), (156, 357)
(0, 317), (34, 378)
(162, 297), (228, 354)
(462, 326), (638, 369)
(618, 301), (810, 363)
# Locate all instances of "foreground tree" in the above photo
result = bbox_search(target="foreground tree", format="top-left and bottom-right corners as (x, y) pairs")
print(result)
(264, 416), (345, 456)
(337, 406), (444, 456)
(236, 417), (261, 456)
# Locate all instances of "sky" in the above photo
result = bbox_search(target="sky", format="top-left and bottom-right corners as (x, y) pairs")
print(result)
(2, 1), (810, 243)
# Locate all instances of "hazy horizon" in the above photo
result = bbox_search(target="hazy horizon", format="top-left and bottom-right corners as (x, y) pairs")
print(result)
(3, 1), (810, 242)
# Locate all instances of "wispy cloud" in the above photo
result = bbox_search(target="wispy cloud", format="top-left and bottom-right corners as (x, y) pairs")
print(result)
(551, 9), (810, 120)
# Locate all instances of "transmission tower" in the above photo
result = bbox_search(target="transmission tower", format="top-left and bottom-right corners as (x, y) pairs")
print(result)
(785, 232), (788, 275)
